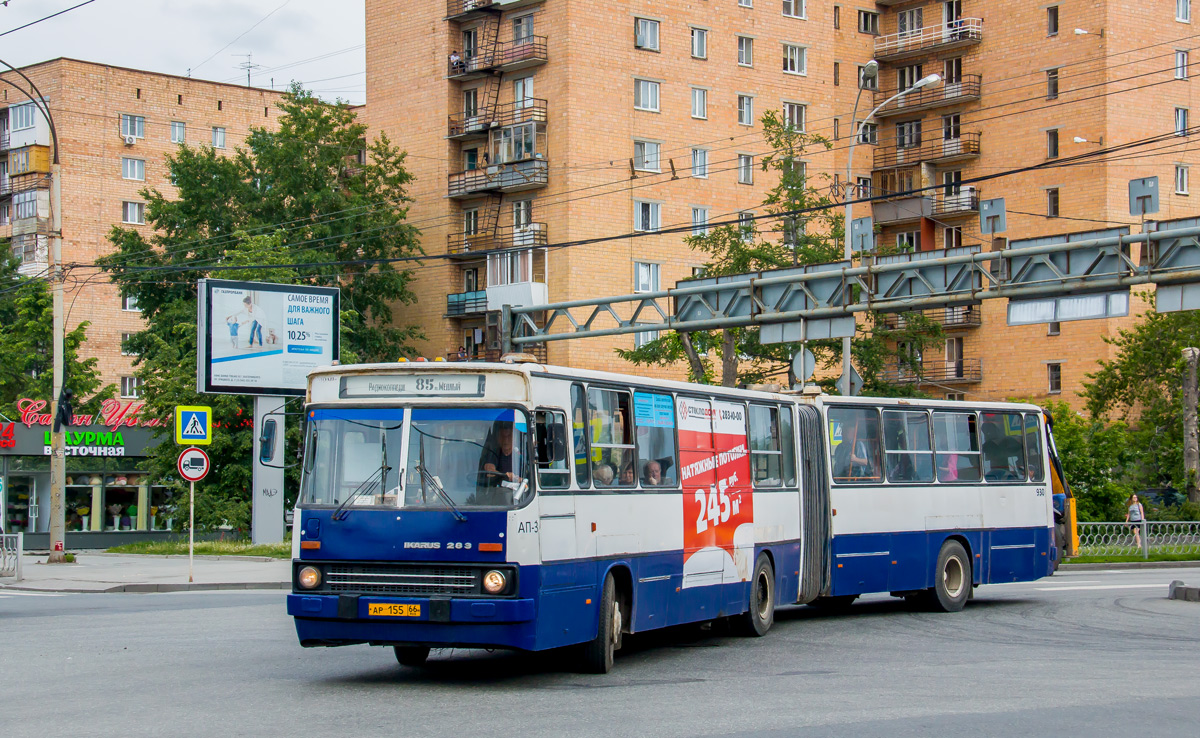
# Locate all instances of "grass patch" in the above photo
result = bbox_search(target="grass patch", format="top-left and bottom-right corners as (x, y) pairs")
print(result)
(1069, 552), (1200, 564)
(107, 539), (292, 559)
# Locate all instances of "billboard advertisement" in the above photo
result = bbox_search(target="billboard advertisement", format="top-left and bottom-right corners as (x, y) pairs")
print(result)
(197, 279), (340, 396)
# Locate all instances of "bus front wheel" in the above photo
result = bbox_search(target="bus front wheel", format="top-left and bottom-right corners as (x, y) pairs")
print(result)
(738, 554), (776, 637)
(929, 540), (971, 613)
(580, 572), (621, 674)
(393, 646), (430, 667)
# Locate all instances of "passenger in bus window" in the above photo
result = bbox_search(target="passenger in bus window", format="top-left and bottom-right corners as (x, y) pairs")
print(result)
(832, 415), (881, 482)
(593, 463), (615, 486)
(619, 464), (635, 485)
(642, 459), (663, 486)
(981, 415), (1024, 481)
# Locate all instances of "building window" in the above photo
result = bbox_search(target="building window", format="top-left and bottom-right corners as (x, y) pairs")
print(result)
(9, 149), (30, 174)
(1047, 363), (1062, 393)
(634, 261), (660, 293)
(121, 332), (137, 356)
(738, 36), (754, 66)
(833, 5), (841, 28)
(856, 176), (873, 198)
(11, 102), (38, 130)
(691, 27), (708, 58)
(859, 65), (879, 90)
(1046, 128), (1059, 158)
(833, 61), (841, 87)
(1178, 50), (1190, 79)
(212, 126), (227, 149)
(739, 0), (753, 7)
(13, 191), (37, 219)
(1177, 164), (1190, 194)
(634, 79), (660, 111)
(1047, 188), (1060, 217)
(691, 87), (708, 119)
(691, 207), (709, 236)
(859, 122), (878, 144)
(635, 18), (659, 50)
(833, 118), (840, 139)
(121, 157), (145, 181)
(120, 376), (144, 399)
(122, 201), (146, 225)
(122, 294), (140, 312)
(635, 201), (661, 232)
(1179, 0), (1191, 22)
(944, 226), (963, 249)
(783, 44), (807, 75)
(692, 148), (709, 178)
(738, 95), (754, 125)
(783, 102), (806, 131)
(633, 140), (661, 172)
(945, 393), (965, 402)
(1046, 68), (1059, 99)
(1176, 106), (1190, 135)
(896, 120), (922, 149)
(1048, 322), (1061, 336)
(170, 121), (186, 144)
(783, 0), (805, 17)
(1047, 6), (1059, 35)
(858, 10), (879, 34)
(896, 231), (919, 251)
(738, 211), (755, 242)
(738, 154), (754, 184)
(121, 114), (145, 139)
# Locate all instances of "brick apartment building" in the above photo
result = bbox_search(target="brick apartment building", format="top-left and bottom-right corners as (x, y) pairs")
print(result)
(363, 0), (1200, 409)
(0, 58), (284, 397)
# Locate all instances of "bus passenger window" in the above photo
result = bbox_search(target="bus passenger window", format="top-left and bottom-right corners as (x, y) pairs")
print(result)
(571, 384), (590, 488)
(589, 388), (636, 488)
(933, 412), (981, 482)
(780, 406), (797, 487)
(749, 405), (783, 486)
(633, 391), (677, 487)
(534, 410), (570, 490)
(828, 407), (882, 484)
(980, 412), (1026, 482)
(882, 410), (935, 483)
(1024, 414), (1045, 482)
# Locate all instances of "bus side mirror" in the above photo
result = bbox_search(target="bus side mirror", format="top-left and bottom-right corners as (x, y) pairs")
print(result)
(259, 419), (277, 463)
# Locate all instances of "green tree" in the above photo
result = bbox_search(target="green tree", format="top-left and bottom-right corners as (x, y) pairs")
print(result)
(618, 109), (942, 392)
(1041, 400), (1133, 521)
(96, 88), (421, 531)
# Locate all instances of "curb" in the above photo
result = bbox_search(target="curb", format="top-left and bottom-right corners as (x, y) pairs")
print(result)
(1060, 561), (1200, 571)
(85, 552), (286, 562)
(0, 582), (288, 594)
(1169, 581), (1200, 602)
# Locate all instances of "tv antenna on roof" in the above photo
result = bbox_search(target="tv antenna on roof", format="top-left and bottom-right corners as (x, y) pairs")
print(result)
(234, 53), (263, 87)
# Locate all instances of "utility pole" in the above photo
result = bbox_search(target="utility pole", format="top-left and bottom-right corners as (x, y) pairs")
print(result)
(1184, 347), (1200, 503)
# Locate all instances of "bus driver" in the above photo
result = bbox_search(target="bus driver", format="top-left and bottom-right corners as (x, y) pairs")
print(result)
(481, 424), (522, 483)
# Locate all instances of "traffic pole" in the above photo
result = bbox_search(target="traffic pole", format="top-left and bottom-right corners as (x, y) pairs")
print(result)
(189, 480), (195, 583)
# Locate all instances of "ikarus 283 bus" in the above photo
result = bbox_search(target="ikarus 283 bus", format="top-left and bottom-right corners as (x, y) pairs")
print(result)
(288, 360), (1069, 672)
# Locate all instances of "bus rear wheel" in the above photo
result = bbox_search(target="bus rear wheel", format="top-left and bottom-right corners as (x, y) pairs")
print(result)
(580, 572), (621, 674)
(393, 646), (430, 667)
(738, 554), (775, 637)
(929, 540), (971, 613)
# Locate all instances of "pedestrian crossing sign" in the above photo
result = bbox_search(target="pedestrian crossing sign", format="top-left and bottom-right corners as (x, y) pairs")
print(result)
(175, 405), (213, 446)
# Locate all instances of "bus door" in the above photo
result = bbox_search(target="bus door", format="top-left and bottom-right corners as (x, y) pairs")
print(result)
(795, 404), (831, 603)
(535, 408), (576, 562)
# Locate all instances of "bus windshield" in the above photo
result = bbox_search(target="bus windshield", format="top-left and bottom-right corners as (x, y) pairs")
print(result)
(300, 406), (532, 510)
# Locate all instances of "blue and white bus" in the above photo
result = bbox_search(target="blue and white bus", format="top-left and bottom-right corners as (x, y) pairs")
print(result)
(288, 360), (1065, 672)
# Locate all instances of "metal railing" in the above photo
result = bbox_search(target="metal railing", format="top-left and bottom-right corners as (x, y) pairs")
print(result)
(880, 358), (982, 385)
(874, 132), (982, 170)
(448, 36), (548, 78)
(449, 98), (547, 138)
(447, 289), (488, 316)
(1, 533), (23, 580)
(877, 306), (982, 330)
(874, 74), (982, 117)
(447, 158), (549, 198)
(447, 223), (547, 255)
(1077, 521), (1200, 559)
(933, 187), (981, 217)
(0, 130), (9, 152)
(446, 0), (495, 19)
(874, 18), (983, 60)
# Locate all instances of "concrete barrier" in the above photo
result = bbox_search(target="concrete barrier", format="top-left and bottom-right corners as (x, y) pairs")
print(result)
(1168, 580), (1200, 602)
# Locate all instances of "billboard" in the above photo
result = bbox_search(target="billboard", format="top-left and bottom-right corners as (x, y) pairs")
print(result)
(197, 279), (340, 396)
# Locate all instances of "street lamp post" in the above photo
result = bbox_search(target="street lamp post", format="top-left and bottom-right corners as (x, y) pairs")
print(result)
(839, 68), (942, 394)
(1, 59), (65, 562)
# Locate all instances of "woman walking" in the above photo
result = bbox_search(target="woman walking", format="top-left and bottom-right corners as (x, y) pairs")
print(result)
(1125, 493), (1146, 551)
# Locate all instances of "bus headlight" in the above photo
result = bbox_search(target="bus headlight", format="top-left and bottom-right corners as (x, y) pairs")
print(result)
(297, 566), (322, 589)
(482, 570), (507, 594)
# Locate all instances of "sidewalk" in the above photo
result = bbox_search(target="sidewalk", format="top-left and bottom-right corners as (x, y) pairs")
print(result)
(0, 552), (290, 593)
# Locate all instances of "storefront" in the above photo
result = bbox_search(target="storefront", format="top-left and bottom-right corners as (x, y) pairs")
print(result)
(1, 398), (178, 548)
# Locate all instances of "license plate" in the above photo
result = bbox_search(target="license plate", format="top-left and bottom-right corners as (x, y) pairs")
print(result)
(368, 603), (421, 618)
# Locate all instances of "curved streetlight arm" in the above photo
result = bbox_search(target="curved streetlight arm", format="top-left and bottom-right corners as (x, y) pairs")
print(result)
(0, 57), (59, 164)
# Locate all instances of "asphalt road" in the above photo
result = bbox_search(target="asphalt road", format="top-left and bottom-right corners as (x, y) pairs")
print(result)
(2, 567), (1198, 738)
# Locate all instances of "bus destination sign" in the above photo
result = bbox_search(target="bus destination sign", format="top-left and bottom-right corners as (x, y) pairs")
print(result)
(339, 374), (486, 399)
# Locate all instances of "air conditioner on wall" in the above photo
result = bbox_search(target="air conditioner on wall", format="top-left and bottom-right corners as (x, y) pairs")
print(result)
(123, 135), (136, 146)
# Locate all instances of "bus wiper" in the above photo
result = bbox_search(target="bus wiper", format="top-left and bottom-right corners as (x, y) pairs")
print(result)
(418, 433), (466, 522)
(331, 466), (387, 522)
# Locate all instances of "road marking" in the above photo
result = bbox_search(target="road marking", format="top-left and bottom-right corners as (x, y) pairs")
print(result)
(1035, 583), (1168, 591)
(0, 590), (64, 597)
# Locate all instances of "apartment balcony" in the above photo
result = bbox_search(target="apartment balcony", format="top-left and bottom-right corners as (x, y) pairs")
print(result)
(873, 132), (981, 170)
(445, 0), (544, 21)
(447, 289), (489, 317)
(932, 187), (981, 218)
(447, 36), (548, 80)
(448, 98), (547, 140)
(448, 157), (548, 198)
(2, 172), (52, 195)
(877, 305), (982, 331)
(873, 195), (933, 226)
(873, 75), (982, 118)
(874, 18), (983, 62)
(0, 130), (9, 152)
(486, 279), (548, 311)
(444, 344), (547, 362)
(447, 222), (547, 257)
(880, 358), (982, 385)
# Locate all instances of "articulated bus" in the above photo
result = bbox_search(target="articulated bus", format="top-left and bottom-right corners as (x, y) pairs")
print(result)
(288, 360), (1069, 672)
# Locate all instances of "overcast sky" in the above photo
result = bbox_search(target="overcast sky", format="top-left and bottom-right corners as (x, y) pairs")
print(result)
(0, 0), (366, 104)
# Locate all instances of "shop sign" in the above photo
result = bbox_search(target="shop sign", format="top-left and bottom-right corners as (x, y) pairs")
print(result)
(15, 398), (166, 431)
(0, 420), (158, 457)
